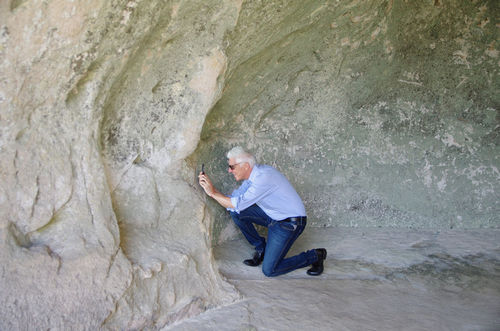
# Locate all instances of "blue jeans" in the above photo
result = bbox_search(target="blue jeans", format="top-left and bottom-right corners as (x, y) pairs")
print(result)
(230, 204), (318, 277)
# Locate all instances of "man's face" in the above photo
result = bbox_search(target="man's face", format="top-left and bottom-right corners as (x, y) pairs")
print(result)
(228, 157), (249, 181)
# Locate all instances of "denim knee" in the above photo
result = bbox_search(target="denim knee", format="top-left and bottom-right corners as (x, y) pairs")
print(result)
(262, 264), (278, 277)
(230, 211), (240, 223)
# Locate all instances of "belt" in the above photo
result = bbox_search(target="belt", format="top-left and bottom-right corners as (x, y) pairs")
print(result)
(282, 216), (307, 226)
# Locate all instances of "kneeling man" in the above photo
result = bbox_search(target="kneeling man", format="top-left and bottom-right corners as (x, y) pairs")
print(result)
(198, 146), (326, 277)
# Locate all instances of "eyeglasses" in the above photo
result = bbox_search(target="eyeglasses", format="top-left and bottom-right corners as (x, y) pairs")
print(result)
(228, 162), (242, 170)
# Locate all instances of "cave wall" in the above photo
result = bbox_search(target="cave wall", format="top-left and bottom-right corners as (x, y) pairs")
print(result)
(0, 0), (240, 329)
(193, 0), (499, 243)
(0, 0), (498, 329)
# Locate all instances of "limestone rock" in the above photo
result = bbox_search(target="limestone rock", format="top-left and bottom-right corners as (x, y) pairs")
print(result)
(0, 0), (498, 329)
(193, 0), (499, 241)
(1, 0), (240, 329)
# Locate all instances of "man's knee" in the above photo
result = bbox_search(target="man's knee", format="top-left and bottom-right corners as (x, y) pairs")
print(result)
(230, 211), (240, 223)
(262, 264), (278, 277)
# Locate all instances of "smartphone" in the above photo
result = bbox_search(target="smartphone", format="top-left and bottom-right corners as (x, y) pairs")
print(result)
(201, 163), (205, 174)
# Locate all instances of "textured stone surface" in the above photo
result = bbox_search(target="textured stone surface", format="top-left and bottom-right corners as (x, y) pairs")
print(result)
(0, 0), (498, 329)
(192, 0), (499, 242)
(1, 0), (240, 329)
(168, 228), (500, 331)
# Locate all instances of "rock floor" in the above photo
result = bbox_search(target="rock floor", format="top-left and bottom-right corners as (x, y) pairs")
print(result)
(166, 228), (500, 331)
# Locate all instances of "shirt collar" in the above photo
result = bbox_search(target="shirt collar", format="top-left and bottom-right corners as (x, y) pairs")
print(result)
(248, 164), (260, 182)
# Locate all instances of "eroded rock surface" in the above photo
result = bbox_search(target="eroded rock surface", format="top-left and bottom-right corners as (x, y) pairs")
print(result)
(1, 0), (241, 329)
(193, 0), (499, 241)
(0, 0), (498, 329)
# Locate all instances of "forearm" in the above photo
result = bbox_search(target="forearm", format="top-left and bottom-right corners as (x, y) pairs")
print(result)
(199, 172), (235, 209)
(208, 189), (235, 209)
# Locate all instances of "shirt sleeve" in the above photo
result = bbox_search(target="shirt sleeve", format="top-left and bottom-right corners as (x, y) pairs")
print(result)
(229, 180), (250, 198)
(226, 180), (250, 212)
(230, 174), (277, 213)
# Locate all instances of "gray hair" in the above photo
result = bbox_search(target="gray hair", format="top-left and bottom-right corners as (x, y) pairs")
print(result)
(227, 146), (256, 167)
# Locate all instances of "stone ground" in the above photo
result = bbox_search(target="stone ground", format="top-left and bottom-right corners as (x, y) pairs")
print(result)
(166, 228), (500, 331)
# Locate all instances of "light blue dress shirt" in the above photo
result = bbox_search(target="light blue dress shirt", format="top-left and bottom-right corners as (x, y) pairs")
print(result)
(228, 164), (306, 220)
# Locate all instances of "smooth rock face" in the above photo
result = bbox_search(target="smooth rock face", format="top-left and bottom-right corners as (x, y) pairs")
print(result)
(0, 0), (498, 330)
(193, 0), (499, 241)
(1, 0), (240, 329)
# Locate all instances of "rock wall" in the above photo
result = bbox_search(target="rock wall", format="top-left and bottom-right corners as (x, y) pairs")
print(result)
(0, 0), (498, 329)
(192, 0), (499, 243)
(1, 0), (240, 329)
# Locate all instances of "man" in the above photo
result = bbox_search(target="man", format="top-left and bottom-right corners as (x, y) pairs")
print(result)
(198, 146), (327, 277)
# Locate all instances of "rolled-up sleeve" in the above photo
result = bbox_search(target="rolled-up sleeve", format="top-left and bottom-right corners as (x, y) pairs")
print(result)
(227, 180), (249, 212)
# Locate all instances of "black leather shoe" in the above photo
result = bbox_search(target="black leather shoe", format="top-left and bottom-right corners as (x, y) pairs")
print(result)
(243, 250), (265, 267)
(307, 248), (327, 276)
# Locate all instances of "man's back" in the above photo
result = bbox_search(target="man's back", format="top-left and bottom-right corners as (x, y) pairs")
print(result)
(231, 164), (306, 220)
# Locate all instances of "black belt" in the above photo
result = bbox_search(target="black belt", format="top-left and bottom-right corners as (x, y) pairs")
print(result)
(282, 216), (307, 226)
